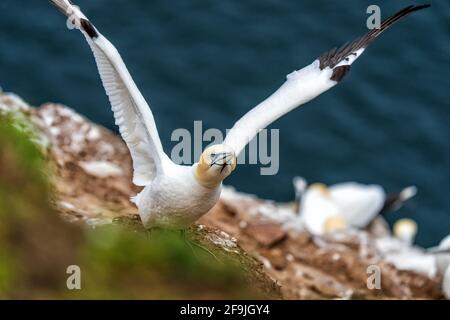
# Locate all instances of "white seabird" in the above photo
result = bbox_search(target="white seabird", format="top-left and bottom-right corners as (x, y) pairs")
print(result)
(49, 1), (429, 229)
(375, 220), (438, 278)
(293, 178), (417, 235)
(428, 235), (450, 299)
(393, 218), (418, 246)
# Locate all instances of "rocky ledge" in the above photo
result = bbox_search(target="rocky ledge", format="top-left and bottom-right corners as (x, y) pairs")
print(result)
(0, 89), (444, 299)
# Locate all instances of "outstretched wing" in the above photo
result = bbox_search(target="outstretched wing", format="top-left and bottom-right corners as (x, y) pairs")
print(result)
(49, 0), (170, 186)
(224, 5), (430, 156)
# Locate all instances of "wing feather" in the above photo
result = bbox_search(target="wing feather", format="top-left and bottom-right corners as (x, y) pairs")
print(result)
(87, 36), (166, 185)
(224, 5), (430, 156)
(49, 0), (170, 185)
(329, 183), (385, 228)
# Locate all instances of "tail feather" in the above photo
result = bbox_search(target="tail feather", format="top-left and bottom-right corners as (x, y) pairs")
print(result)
(399, 186), (418, 201)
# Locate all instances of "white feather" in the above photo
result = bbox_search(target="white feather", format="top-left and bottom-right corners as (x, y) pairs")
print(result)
(52, 1), (171, 186)
(224, 60), (336, 155)
(329, 183), (385, 228)
(300, 188), (341, 235)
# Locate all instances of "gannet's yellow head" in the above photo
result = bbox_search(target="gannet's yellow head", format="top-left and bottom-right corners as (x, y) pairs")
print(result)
(310, 183), (330, 195)
(324, 215), (347, 234)
(194, 144), (237, 188)
(393, 218), (418, 245)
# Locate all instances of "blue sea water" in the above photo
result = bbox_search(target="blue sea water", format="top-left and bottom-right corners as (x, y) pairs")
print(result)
(0, 0), (448, 247)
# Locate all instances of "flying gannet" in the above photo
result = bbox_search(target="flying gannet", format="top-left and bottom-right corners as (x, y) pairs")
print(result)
(293, 178), (417, 235)
(48, 0), (430, 229)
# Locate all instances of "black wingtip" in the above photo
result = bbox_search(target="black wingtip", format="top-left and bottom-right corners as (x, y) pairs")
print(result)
(414, 4), (431, 10)
(80, 19), (99, 39)
(318, 4), (430, 73)
(330, 65), (351, 82)
(394, 4), (431, 19)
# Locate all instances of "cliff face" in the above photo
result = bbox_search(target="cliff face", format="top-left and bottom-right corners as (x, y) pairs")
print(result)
(0, 90), (443, 299)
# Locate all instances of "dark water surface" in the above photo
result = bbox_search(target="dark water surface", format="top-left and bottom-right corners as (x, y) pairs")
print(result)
(0, 0), (449, 246)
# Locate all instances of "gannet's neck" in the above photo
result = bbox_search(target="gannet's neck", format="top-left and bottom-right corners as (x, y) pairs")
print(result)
(192, 163), (223, 189)
(193, 144), (237, 189)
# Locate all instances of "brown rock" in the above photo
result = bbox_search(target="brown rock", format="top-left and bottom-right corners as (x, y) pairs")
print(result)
(245, 222), (287, 248)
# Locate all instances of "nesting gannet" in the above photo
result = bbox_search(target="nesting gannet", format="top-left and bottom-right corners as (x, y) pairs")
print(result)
(393, 218), (418, 246)
(375, 221), (438, 278)
(428, 235), (450, 299)
(294, 178), (417, 235)
(49, 0), (429, 229)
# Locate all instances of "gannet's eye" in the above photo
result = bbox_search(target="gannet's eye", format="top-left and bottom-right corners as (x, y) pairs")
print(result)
(210, 153), (216, 159)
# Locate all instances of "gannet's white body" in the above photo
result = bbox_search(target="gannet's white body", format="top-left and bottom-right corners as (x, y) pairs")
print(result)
(135, 163), (221, 228)
(49, 0), (429, 229)
(294, 178), (417, 235)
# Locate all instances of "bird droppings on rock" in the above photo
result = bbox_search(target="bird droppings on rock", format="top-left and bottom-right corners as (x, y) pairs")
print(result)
(79, 160), (124, 178)
(239, 220), (248, 229)
(59, 201), (75, 210)
(205, 232), (239, 254)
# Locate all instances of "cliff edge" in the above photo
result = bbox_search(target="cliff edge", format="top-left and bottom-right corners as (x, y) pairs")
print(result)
(0, 89), (443, 299)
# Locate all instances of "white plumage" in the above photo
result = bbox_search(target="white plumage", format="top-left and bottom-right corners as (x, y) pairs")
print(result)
(224, 60), (337, 155)
(48, 0), (429, 229)
(393, 218), (418, 246)
(300, 185), (342, 235)
(294, 178), (417, 236)
(85, 25), (170, 186)
(298, 182), (384, 235)
(329, 183), (385, 228)
(428, 235), (450, 299)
